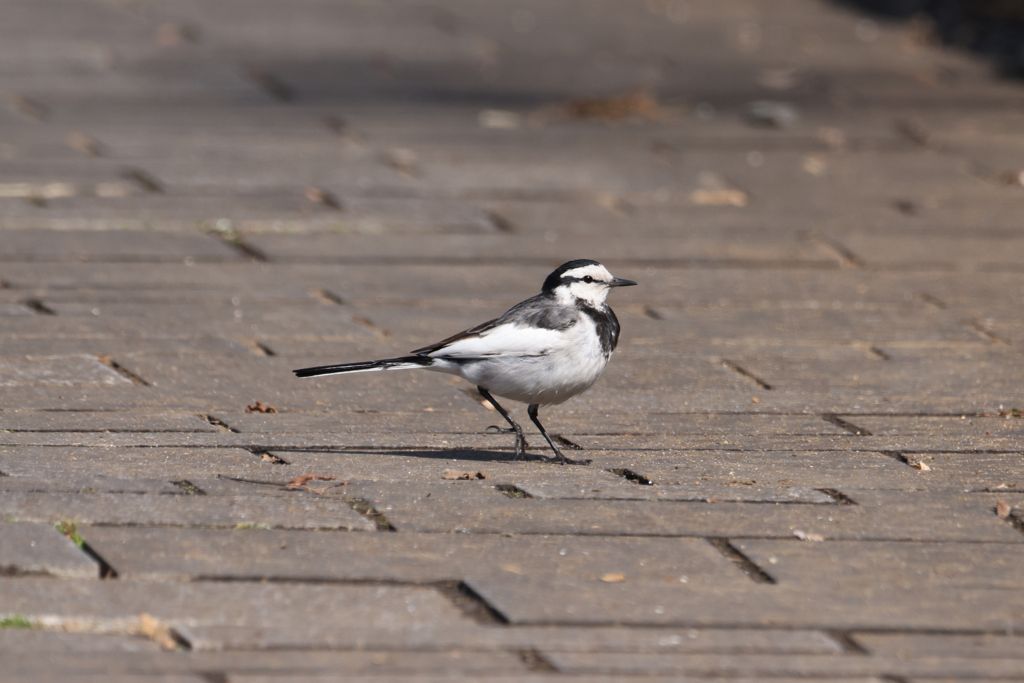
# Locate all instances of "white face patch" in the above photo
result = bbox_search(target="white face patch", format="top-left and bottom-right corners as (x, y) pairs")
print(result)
(556, 264), (615, 306)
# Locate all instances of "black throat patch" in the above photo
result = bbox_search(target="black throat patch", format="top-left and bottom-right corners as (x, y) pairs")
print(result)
(579, 303), (620, 357)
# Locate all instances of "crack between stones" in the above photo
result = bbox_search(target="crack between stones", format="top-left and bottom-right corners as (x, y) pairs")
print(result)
(706, 538), (775, 584)
(308, 287), (345, 306)
(200, 414), (238, 433)
(720, 360), (772, 390)
(96, 355), (149, 386)
(121, 168), (164, 194)
(803, 234), (866, 269)
(22, 298), (55, 315)
(608, 468), (654, 486)
(826, 630), (869, 655)
(823, 414), (872, 436)
(238, 338), (276, 357)
(344, 497), (396, 531)
(246, 67), (295, 102)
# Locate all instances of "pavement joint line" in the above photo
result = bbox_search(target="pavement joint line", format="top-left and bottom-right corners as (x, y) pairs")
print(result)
(705, 538), (776, 584)
(608, 468), (655, 486)
(963, 317), (1007, 344)
(246, 66), (296, 102)
(7, 92), (47, 121)
(641, 304), (663, 320)
(121, 168), (164, 194)
(816, 489), (858, 506)
(344, 497), (396, 531)
(914, 292), (948, 309)
(494, 484), (533, 499)
(237, 338), (276, 357)
(518, 648), (558, 671)
(95, 354), (149, 386)
(802, 234), (866, 269)
(719, 359), (773, 390)
(307, 287), (345, 305)
(21, 298), (55, 315)
(434, 580), (509, 625)
(79, 540), (119, 579)
(200, 415), (238, 433)
(243, 448), (288, 464)
(880, 675), (912, 683)
(824, 630), (870, 655)
(866, 345), (892, 361)
(822, 414), (872, 436)
(999, 508), (1024, 537)
(172, 480), (206, 496)
(483, 209), (515, 233)
(55, 523), (1024, 543)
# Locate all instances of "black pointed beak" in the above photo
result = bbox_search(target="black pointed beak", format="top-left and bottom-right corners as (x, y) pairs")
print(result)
(609, 277), (637, 287)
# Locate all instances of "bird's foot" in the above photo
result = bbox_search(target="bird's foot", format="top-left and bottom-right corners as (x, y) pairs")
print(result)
(547, 446), (591, 466)
(485, 425), (532, 453)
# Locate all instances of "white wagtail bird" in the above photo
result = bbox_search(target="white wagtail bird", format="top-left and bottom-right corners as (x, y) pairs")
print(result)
(294, 260), (636, 464)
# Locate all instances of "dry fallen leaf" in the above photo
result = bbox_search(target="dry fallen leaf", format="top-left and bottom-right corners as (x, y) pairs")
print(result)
(600, 573), (626, 583)
(443, 469), (487, 481)
(909, 460), (931, 471)
(139, 613), (178, 650)
(247, 401), (278, 413)
(689, 188), (748, 207)
(305, 186), (342, 209)
(286, 473), (337, 490)
(563, 90), (661, 121)
(996, 500), (1012, 519)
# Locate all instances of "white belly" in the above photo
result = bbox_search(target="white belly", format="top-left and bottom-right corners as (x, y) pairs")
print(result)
(436, 317), (611, 406)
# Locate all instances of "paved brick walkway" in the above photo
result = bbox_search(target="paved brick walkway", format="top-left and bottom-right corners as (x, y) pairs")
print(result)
(2, 0), (1024, 680)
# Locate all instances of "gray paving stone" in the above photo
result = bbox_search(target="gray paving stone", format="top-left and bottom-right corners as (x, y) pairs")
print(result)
(0, 447), (283, 481)
(0, 354), (132, 387)
(854, 633), (1024, 659)
(835, 234), (1024, 272)
(0, 650), (525, 678)
(0, 476), (184, 495)
(344, 482), (1024, 542)
(0, 411), (219, 432)
(0, 490), (375, 530)
(211, 410), (851, 436)
(541, 651), (1024, 678)
(81, 526), (745, 587)
(0, 578), (474, 640)
(229, 677), (879, 683)
(735, 540), (1024, 591)
(184, 622), (843, 654)
(0, 230), (242, 263)
(0, 629), (159, 653)
(245, 233), (838, 266)
(0, 521), (98, 578)
(468, 571), (1024, 630)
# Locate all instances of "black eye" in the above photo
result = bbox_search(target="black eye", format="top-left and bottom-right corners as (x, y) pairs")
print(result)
(582, 275), (593, 283)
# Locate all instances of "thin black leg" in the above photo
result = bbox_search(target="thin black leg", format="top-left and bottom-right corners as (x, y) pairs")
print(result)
(528, 404), (591, 466)
(478, 386), (528, 460)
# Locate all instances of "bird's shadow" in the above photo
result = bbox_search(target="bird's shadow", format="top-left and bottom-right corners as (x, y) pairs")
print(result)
(271, 447), (531, 463)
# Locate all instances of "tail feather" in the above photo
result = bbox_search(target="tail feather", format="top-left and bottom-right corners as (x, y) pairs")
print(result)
(293, 355), (433, 378)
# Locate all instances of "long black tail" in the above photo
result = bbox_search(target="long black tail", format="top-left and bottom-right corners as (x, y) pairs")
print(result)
(293, 355), (433, 378)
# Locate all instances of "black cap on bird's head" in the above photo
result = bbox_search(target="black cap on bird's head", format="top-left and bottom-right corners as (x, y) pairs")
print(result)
(542, 259), (637, 293)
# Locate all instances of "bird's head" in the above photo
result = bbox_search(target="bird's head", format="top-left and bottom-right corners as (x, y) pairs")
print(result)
(543, 259), (637, 307)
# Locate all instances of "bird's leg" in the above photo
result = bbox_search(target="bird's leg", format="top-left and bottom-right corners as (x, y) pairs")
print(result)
(478, 387), (530, 460)
(528, 404), (591, 466)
